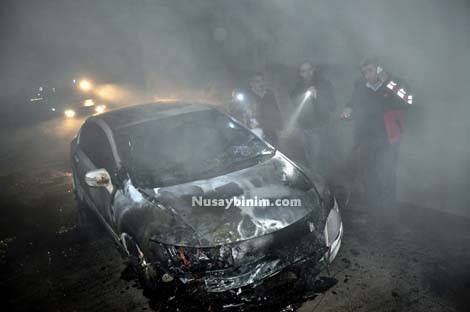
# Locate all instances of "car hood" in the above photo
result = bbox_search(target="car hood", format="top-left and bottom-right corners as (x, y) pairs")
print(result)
(141, 152), (321, 247)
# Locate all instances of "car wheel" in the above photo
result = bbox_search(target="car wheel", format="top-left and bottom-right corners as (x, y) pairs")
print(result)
(76, 198), (92, 227)
(72, 171), (92, 228)
(121, 233), (160, 291)
(74, 196), (103, 240)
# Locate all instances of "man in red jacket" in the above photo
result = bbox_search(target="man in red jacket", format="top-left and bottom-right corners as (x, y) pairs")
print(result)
(341, 57), (412, 212)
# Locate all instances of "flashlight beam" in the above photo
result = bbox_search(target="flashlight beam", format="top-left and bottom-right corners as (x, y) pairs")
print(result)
(285, 91), (312, 131)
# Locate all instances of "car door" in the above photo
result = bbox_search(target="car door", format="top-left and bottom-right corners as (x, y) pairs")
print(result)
(74, 121), (117, 224)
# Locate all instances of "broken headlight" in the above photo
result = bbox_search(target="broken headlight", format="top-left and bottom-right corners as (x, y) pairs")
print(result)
(323, 198), (342, 263)
(231, 234), (273, 263)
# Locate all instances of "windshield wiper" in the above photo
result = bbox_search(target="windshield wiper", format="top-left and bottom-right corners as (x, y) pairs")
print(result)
(222, 150), (275, 172)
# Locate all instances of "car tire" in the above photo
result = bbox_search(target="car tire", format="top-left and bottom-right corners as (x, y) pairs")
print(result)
(71, 170), (92, 228)
(76, 199), (92, 227)
(121, 233), (161, 291)
(74, 195), (103, 240)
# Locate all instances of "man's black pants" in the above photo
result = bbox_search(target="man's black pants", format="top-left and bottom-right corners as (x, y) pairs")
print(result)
(359, 140), (399, 211)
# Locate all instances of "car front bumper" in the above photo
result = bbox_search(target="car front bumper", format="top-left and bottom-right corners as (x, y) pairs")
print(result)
(202, 223), (343, 293)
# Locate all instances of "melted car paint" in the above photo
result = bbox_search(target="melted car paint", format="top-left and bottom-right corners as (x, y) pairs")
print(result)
(123, 153), (320, 247)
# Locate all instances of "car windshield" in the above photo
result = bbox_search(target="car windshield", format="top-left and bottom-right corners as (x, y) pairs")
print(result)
(116, 109), (275, 188)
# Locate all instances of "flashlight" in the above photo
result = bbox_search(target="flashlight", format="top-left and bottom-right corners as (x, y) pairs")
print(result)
(305, 90), (312, 99)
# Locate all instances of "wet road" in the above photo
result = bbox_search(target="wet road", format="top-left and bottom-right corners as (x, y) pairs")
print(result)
(0, 116), (469, 311)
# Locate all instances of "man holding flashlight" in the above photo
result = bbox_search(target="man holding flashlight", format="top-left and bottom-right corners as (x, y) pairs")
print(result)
(246, 72), (283, 146)
(341, 57), (412, 212)
(228, 73), (283, 146)
(290, 62), (337, 177)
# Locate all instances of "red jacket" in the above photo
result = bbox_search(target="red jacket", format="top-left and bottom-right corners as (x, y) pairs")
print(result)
(382, 79), (413, 144)
(347, 77), (413, 146)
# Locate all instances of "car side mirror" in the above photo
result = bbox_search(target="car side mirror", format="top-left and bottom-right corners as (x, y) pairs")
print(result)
(85, 169), (113, 193)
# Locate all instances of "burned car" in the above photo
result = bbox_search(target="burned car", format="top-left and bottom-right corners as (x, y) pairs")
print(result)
(71, 102), (342, 295)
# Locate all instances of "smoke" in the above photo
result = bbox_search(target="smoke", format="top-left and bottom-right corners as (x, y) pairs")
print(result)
(1, 0), (469, 216)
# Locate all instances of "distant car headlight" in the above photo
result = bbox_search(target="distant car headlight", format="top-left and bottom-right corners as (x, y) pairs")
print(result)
(94, 105), (106, 114)
(64, 109), (76, 118)
(324, 198), (342, 263)
(83, 99), (95, 107)
(79, 79), (92, 91)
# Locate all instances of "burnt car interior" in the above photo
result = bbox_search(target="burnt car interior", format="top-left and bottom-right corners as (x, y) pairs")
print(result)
(116, 109), (274, 187)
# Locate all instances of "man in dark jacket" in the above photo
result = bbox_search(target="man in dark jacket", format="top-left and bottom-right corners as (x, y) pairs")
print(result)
(341, 57), (412, 211)
(229, 72), (283, 146)
(248, 72), (283, 146)
(289, 62), (337, 177)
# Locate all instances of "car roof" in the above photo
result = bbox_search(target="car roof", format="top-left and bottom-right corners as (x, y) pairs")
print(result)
(90, 101), (215, 131)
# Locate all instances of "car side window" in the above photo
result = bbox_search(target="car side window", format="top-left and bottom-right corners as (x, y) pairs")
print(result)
(79, 122), (116, 173)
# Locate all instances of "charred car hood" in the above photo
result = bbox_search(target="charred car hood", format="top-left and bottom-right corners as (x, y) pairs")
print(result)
(141, 152), (321, 247)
